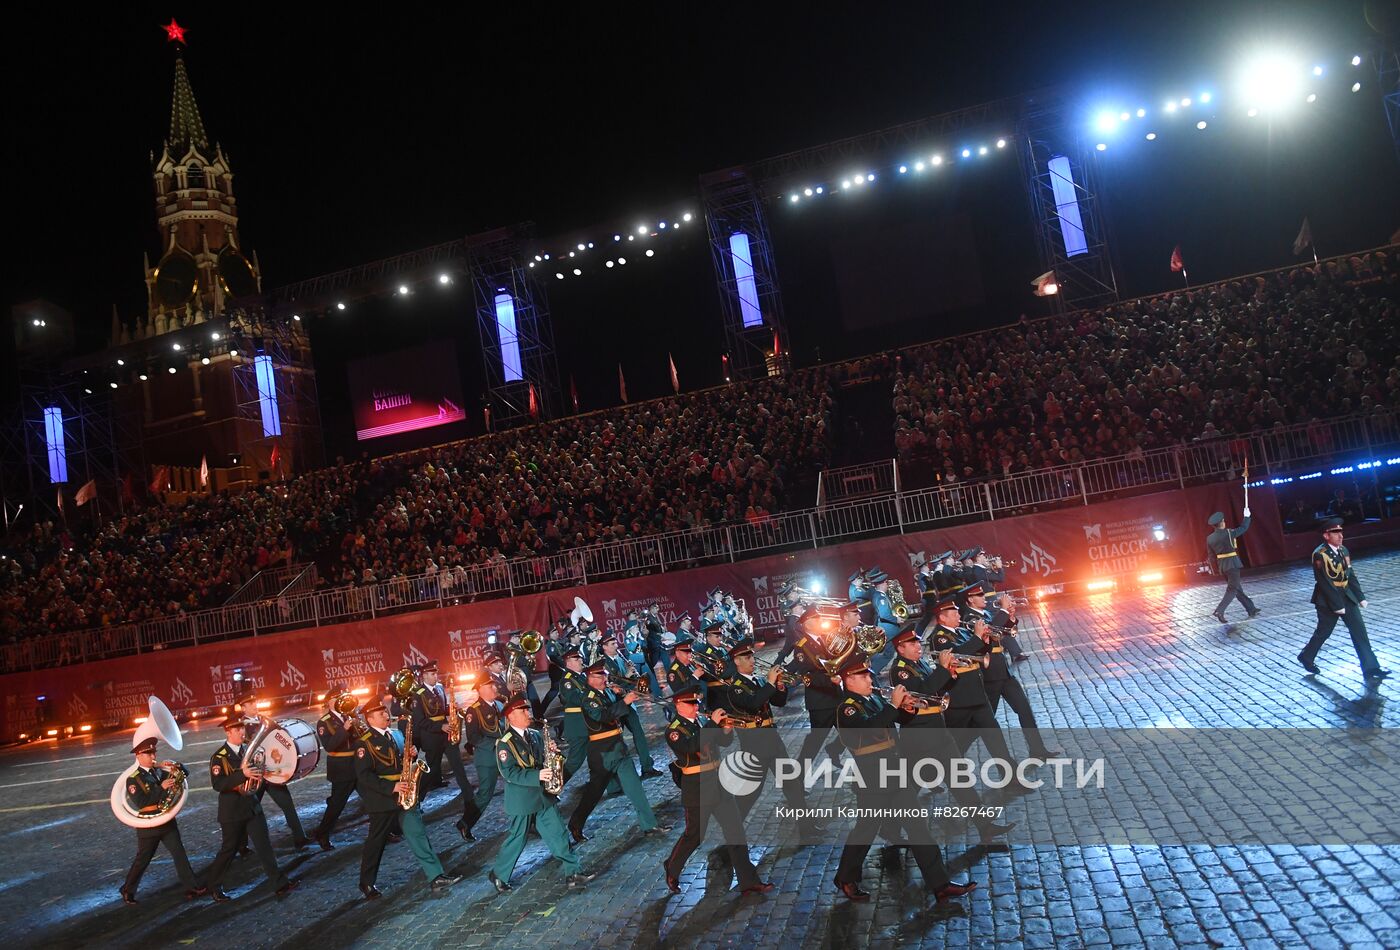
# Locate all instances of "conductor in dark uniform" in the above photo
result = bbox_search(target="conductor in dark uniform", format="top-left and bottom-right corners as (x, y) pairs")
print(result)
(1206, 509), (1260, 623)
(119, 736), (205, 904)
(1298, 518), (1390, 681)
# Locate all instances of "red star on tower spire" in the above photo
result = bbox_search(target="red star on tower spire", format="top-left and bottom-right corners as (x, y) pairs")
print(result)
(161, 18), (187, 45)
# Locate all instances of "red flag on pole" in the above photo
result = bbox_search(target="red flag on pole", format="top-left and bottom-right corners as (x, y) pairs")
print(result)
(722, 354), (730, 382)
(772, 329), (782, 358)
(668, 353), (679, 394)
(199, 455), (209, 488)
(269, 442), (281, 474)
(483, 405), (492, 431)
(74, 479), (97, 507)
(569, 375), (579, 413)
(528, 383), (539, 419)
(149, 465), (169, 494)
(1169, 245), (1185, 272)
(618, 364), (628, 404)
(1031, 270), (1059, 296)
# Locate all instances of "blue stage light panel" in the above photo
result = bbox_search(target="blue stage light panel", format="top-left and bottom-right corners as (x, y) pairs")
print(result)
(729, 232), (764, 328)
(1047, 155), (1089, 257)
(494, 293), (524, 383)
(43, 407), (67, 484)
(254, 355), (283, 438)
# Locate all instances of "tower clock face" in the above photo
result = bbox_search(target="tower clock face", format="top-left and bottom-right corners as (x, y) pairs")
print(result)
(218, 246), (258, 299)
(154, 251), (199, 308)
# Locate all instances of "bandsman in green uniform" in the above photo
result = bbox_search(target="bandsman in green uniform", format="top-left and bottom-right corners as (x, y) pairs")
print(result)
(557, 646), (590, 782)
(119, 734), (205, 904)
(456, 674), (507, 841)
(599, 636), (663, 778)
(488, 697), (596, 893)
(662, 684), (773, 896)
(1206, 509), (1260, 622)
(354, 699), (460, 899)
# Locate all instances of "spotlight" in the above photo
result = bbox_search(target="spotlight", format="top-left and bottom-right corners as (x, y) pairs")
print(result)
(841, 179), (851, 189)
(1198, 92), (1211, 103)
(116, 358), (124, 366)
(1351, 54), (1362, 66)
(1352, 82), (1361, 92)
(790, 194), (800, 202)
(438, 273), (451, 284)
(292, 314), (301, 321)
(961, 148), (971, 158)
(1152, 524), (1167, 542)
(31, 318), (39, 326)
(1196, 120), (1207, 129)
(866, 173), (875, 181)
(852, 174), (865, 186)
(1164, 101), (1178, 112)
(229, 349), (237, 356)
(605, 260), (615, 268)
(1240, 53), (1303, 112)
(613, 234), (621, 241)
(645, 249), (655, 257)
(1119, 111), (1130, 122)
(1095, 111), (1119, 132)
(815, 186), (824, 194)
(84, 387), (92, 394)
(336, 302), (346, 310)
(398, 285), (410, 295)
(637, 225), (649, 234)
(1306, 93), (1316, 102)
(978, 145), (988, 155)
(555, 272), (564, 279)
(1138, 572), (1164, 584)
(139, 373), (148, 381)
(898, 165), (908, 174)
(109, 381), (118, 389)
(914, 161), (925, 171)
(628, 235), (634, 241)
(201, 356), (210, 365)
(534, 254), (543, 261)
(168, 367), (177, 374)
(1096, 142), (1107, 151)
(211, 332), (220, 341)
(931, 154), (943, 165)
(587, 242), (594, 248)
(172, 342), (182, 351)
(572, 268), (581, 276)
(804, 187), (813, 196)
(1313, 65), (1323, 76)
(996, 138), (1006, 148)
(528, 262), (535, 268)
(683, 213), (693, 221)
(617, 257), (626, 265)
(577, 243), (586, 251)
(1145, 132), (1157, 140)
(1180, 97), (1191, 106)
(1136, 107), (1146, 117)
(543, 253), (551, 260)
(659, 222), (668, 229)
(568, 251), (576, 258)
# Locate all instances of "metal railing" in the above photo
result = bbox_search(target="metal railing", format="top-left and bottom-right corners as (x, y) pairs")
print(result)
(4, 408), (1397, 675)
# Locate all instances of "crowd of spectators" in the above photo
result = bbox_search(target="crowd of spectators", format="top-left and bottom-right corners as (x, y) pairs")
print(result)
(894, 250), (1399, 482)
(0, 373), (833, 642)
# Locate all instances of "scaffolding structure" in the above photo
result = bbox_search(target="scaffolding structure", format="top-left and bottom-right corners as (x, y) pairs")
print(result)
(1379, 46), (1400, 165)
(228, 305), (324, 476)
(470, 227), (560, 428)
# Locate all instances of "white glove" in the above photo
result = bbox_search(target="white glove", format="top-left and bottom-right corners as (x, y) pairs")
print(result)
(1242, 506), (1250, 518)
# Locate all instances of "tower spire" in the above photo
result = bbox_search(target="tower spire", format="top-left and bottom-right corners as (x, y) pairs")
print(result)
(167, 55), (209, 155)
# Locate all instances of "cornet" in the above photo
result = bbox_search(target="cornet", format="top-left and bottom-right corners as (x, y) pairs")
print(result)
(752, 656), (803, 688)
(876, 686), (950, 712)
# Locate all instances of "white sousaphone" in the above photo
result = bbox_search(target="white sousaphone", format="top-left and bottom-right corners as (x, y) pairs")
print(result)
(110, 696), (188, 829)
(570, 596), (593, 628)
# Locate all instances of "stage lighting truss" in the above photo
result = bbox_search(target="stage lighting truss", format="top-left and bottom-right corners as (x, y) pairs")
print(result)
(521, 209), (694, 279)
(777, 134), (1012, 207)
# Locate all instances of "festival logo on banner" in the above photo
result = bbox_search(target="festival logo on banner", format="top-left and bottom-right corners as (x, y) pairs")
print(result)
(603, 595), (681, 635)
(445, 625), (494, 678)
(746, 570), (803, 637)
(100, 679), (152, 721)
(169, 677), (195, 709)
(401, 642), (430, 669)
(600, 599), (618, 618)
(279, 660), (308, 692)
(67, 693), (91, 721)
(321, 645), (388, 691)
(1019, 541), (1063, 579)
(1082, 516), (1158, 576)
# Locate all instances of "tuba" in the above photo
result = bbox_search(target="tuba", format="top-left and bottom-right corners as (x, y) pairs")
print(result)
(570, 597), (593, 629)
(110, 697), (189, 829)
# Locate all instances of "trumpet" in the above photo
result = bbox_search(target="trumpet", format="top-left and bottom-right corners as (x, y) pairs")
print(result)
(607, 672), (652, 695)
(752, 656), (803, 688)
(876, 686), (950, 712)
(689, 652), (726, 683)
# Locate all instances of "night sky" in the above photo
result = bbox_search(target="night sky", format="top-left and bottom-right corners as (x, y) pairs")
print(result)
(7, 2), (1398, 435)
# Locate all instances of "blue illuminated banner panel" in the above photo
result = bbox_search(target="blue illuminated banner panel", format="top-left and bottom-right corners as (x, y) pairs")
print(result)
(43, 406), (67, 484)
(254, 355), (283, 438)
(1047, 155), (1089, 258)
(729, 232), (765, 328)
(495, 293), (524, 383)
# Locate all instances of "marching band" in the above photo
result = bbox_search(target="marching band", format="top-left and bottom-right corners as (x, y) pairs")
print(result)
(113, 559), (1047, 912)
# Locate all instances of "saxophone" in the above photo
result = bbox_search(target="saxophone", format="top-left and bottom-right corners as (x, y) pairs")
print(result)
(398, 705), (429, 810)
(446, 676), (461, 746)
(541, 717), (565, 796)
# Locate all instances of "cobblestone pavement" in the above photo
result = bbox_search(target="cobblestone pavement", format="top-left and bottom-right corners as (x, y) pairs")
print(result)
(6, 551), (1400, 949)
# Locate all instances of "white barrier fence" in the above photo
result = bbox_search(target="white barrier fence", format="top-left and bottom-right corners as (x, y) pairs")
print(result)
(6, 408), (1396, 673)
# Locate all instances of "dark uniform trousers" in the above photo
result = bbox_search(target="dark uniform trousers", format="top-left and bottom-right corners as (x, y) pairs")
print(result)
(1302, 543), (1380, 674)
(1304, 601), (1379, 672)
(206, 802), (288, 893)
(664, 718), (761, 889)
(256, 782), (307, 842)
(124, 822), (202, 894)
(315, 760), (358, 838)
(1215, 567), (1258, 616)
(736, 726), (805, 819)
(569, 692), (658, 836)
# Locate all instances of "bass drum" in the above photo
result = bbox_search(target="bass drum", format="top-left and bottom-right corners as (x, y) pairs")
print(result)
(260, 718), (321, 784)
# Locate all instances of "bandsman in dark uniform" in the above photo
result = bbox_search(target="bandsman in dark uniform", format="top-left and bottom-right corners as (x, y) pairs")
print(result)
(887, 627), (1012, 843)
(790, 604), (849, 776)
(558, 647), (590, 782)
(667, 633), (717, 702)
(412, 660), (472, 794)
(310, 692), (370, 850)
(865, 568), (901, 676)
(723, 640), (815, 832)
(354, 699), (460, 898)
(233, 694), (309, 849)
(1207, 509), (1260, 622)
(644, 603), (670, 692)
(203, 716), (296, 902)
(960, 583), (1055, 758)
(456, 674), (507, 841)
(832, 657), (975, 904)
(698, 618), (732, 679)
(773, 581), (807, 665)
(913, 555), (938, 597)
(662, 684), (773, 896)
(541, 625), (567, 716)
(119, 735), (205, 904)
(1298, 518), (1390, 680)
(926, 594), (1016, 767)
(488, 697), (595, 893)
(566, 660), (668, 843)
(599, 636), (662, 778)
